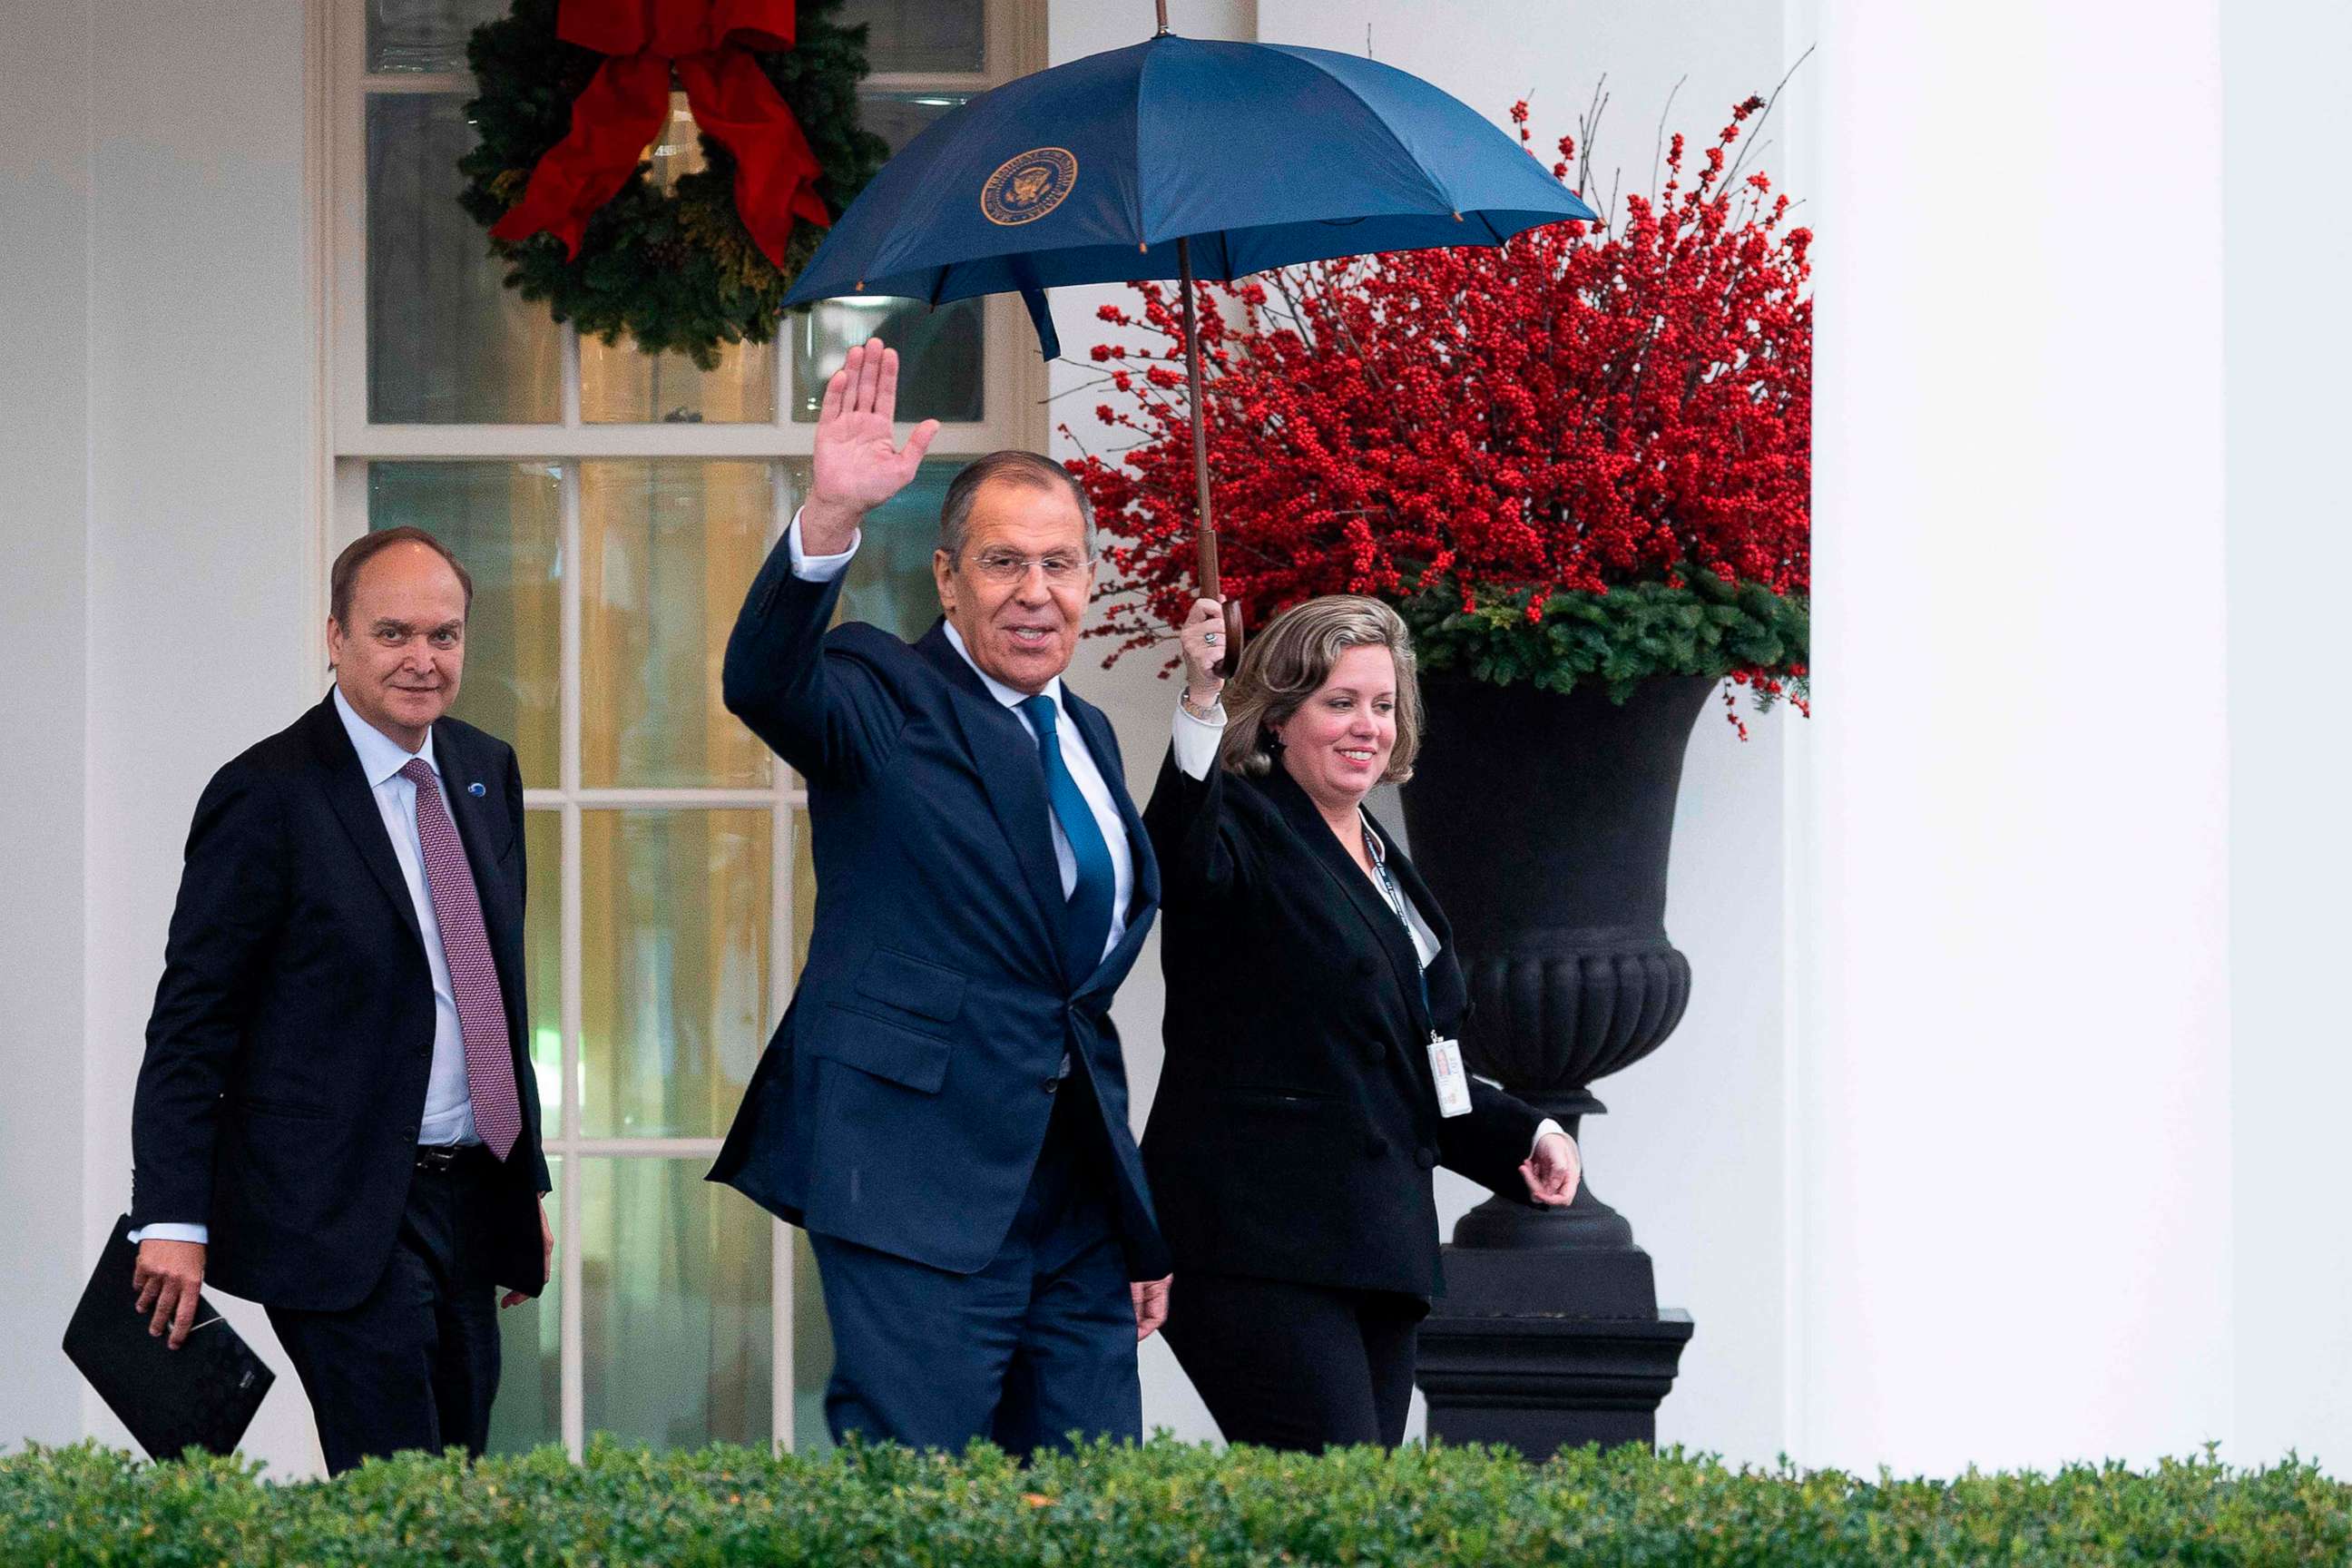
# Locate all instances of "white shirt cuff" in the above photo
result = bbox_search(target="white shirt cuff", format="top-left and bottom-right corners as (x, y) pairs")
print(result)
(129, 1222), (209, 1246)
(787, 505), (859, 582)
(1532, 1119), (1571, 1158)
(1171, 699), (1226, 780)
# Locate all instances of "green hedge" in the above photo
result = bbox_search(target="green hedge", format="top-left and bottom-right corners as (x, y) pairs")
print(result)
(3, 1437), (2346, 1566)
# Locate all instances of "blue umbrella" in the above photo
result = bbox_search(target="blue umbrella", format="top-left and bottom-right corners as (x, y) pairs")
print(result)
(783, 5), (1598, 666)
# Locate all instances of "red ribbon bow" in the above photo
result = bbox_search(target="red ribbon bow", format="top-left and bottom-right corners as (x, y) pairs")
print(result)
(490, 0), (829, 270)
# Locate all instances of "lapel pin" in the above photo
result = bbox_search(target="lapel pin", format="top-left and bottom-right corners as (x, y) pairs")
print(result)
(468, 781), (486, 797)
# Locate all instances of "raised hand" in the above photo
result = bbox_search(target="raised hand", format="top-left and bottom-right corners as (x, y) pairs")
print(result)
(1177, 598), (1227, 708)
(804, 338), (941, 551)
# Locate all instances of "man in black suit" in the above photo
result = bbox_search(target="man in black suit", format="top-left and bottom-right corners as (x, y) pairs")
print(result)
(128, 527), (551, 1475)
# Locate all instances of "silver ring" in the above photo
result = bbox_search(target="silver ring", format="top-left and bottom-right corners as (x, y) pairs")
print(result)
(1202, 632), (1222, 645)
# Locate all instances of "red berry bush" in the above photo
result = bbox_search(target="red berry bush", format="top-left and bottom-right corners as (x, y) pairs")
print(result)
(1066, 93), (1811, 718)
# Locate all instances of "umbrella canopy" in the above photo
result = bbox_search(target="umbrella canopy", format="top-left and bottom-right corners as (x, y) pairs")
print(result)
(781, 33), (1597, 357)
(782, 26), (1598, 671)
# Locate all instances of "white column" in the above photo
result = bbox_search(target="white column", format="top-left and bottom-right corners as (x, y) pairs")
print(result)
(2222, 0), (2352, 1466)
(0, 0), (95, 1448)
(77, 0), (324, 1470)
(1795, 0), (2230, 1472)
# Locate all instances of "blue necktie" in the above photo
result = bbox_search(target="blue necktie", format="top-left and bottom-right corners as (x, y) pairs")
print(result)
(1018, 693), (1116, 981)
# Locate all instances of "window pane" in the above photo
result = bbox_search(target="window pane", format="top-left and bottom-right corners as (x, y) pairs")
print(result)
(858, 91), (971, 156)
(580, 809), (771, 1139)
(777, 456), (960, 642)
(581, 335), (777, 426)
(366, 0), (506, 74)
(368, 461), (563, 789)
(837, 0), (985, 74)
(368, 95), (562, 423)
(581, 460), (775, 788)
(485, 1157), (559, 1454)
(581, 97), (778, 425)
(581, 1158), (773, 1448)
(790, 808), (816, 983)
(790, 1227), (833, 1454)
(524, 808), (561, 1117)
(791, 298), (984, 426)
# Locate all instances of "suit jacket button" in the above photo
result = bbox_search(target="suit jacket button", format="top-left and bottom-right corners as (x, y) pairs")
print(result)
(1414, 1147), (1437, 1170)
(1361, 1038), (1387, 1063)
(1354, 956), (1377, 977)
(1364, 1134), (1387, 1158)
(1043, 1077), (1061, 1094)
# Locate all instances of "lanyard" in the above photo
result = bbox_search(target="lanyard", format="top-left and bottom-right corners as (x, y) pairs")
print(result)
(1362, 818), (1437, 1041)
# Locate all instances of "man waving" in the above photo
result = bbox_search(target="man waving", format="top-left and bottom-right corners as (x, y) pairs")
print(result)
(710, 340), (1169, 1454)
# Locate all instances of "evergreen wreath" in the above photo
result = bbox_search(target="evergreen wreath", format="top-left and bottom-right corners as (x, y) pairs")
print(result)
(457, 0), (889, 368)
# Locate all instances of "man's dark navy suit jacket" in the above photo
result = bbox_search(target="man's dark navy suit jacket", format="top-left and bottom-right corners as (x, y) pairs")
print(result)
(709, 551), (1170, 1280)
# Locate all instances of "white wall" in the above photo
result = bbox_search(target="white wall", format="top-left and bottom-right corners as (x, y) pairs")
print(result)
(0, 0), (96, 1451)
(2222, 0), (2352, 1470)
(1797, 0), (2232, 1474)
(66, 0), (324, 1473)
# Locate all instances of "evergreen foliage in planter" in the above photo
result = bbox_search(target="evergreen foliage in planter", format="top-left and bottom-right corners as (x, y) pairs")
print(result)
(3, 1438), (2346, 1566)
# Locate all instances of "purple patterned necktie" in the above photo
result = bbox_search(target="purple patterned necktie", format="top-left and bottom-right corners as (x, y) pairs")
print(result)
(399, 758), (523, 1160)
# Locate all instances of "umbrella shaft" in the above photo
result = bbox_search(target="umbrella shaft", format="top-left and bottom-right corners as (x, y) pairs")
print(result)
(1177, 235), (1218, 599)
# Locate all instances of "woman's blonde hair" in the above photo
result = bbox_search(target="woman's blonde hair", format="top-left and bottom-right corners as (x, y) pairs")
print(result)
(1217, 595), (1422, 784)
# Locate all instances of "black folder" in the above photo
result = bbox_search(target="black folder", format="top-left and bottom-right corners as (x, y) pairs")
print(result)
(62, 1216), (274, 1458)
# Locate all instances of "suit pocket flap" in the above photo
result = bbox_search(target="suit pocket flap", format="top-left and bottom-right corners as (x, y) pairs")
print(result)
(811, 1006), (954, 1093)
(855, 946), (968, 1024)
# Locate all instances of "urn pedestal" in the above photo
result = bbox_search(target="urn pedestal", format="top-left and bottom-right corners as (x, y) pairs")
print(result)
(1399, 672), (1714, 1454)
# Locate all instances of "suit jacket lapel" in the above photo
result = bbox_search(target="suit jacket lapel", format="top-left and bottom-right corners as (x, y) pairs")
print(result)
(1262, 766), (1428, 1030)
(304, 695), (426, 956)
(915, 622), (1072, 978)
(436, 726), (517, 955)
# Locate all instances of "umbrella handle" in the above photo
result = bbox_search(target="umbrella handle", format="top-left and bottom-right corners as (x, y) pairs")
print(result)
(1218, 600), (1244, 681)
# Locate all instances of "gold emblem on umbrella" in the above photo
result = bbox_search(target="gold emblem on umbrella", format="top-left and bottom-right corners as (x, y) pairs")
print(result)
(982, 148), (1078, 226)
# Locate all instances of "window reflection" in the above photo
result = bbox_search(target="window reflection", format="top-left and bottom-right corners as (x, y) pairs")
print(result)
(582, 1158), (773, 1447)
(367, 96), (561, 424)
(484, 1157), (560, 1454)
(580, 809), (770, 1140)
(581, 460), (774, 789)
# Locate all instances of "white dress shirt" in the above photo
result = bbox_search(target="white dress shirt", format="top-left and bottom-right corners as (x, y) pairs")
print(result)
(1171, 700), (1568, 1159)
(132, 689), (483, 1248)
(787, 509), (1137, 964)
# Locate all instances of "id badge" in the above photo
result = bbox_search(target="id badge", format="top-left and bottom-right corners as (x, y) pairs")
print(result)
(1428, 1035), (1473, 1118)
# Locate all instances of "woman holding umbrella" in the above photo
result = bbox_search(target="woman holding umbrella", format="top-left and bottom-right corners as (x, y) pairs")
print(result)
(1141, 594), (1583, 1451)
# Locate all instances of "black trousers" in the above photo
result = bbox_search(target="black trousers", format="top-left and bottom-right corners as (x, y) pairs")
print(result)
(266, 1147), (503, 1475)
(1162, 1270), (1428, 1451)
(808, 1071), (1140, 1458)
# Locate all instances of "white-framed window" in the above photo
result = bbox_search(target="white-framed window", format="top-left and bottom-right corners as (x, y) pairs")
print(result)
(324, 0), (1047, 1456)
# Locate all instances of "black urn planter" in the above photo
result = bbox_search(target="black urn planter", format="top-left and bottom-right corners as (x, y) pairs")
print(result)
(1399, 671), (1713, 1454)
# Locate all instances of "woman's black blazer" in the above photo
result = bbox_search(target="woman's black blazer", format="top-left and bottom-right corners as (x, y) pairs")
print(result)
(1140, 747), (1544, 1298)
